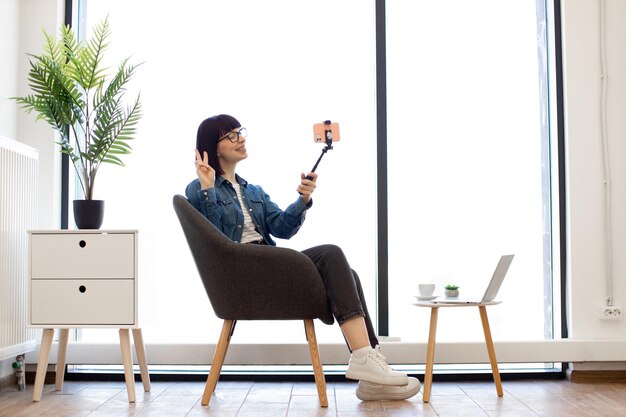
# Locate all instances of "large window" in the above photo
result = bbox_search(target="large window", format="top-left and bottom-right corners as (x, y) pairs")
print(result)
(79, 0), (377, 344)
(386, 1), (556, 342)
(76, 1), (557, 354)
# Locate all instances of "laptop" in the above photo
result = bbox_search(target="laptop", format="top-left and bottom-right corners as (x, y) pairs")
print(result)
(432, 254), (514, 304)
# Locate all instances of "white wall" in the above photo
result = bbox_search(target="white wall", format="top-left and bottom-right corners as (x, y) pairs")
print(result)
(562, 0), (626, 343)
(562, 0), (626, 370)
(0, 0), (19, 139)
(0, 0), (63, 381)
(2, 0), (626, 375)
(0, 0), (22, 384)
(15, 0), (63, 229)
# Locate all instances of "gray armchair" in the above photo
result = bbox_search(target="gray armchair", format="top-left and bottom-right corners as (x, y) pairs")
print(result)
(173, 195), (333, 407)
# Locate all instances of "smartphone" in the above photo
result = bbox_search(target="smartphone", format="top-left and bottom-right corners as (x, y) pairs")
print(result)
(313, 122), (340, 143)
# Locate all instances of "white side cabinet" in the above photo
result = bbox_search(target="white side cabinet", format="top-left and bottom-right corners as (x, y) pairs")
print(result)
(28, 230), (150, 402)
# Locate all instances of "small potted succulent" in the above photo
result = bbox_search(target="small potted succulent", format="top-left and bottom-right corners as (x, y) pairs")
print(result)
(444, 285), (459, 297)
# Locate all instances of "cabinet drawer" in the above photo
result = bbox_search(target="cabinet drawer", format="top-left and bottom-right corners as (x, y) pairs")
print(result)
(31, 280), (134, 325)
(31, 233), (135, 279)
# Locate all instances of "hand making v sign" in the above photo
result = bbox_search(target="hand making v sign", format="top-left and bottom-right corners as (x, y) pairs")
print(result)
(195, 148), (215, 190)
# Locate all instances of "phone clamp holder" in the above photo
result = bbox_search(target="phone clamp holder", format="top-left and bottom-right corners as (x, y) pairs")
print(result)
(308, 120), (334, 176)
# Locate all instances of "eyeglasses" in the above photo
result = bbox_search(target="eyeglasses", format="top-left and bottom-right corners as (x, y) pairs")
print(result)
(218, 127), (247, 143)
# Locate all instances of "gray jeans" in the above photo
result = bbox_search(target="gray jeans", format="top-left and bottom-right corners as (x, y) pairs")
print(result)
(301, 244), (379, 349)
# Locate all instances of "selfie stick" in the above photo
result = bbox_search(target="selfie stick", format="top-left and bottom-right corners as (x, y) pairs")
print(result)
(306, 120), (334, 180)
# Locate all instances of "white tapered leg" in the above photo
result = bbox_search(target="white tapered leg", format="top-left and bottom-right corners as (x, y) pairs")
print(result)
(132, 328), (151, 392)
(33, 329), (54, 402)
(119, 329), (136, 403)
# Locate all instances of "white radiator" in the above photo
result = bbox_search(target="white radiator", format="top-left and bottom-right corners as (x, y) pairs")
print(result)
(0, 136), (39, 361)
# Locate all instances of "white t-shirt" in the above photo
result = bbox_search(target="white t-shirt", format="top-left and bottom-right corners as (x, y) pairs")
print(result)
(233, 183), (263, 244)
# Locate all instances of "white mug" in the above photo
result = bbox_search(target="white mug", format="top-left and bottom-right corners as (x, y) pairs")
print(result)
(418, 283), (435, 297)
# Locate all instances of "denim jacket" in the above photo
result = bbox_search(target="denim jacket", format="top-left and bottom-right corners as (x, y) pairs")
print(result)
(185, 175), (312, 246)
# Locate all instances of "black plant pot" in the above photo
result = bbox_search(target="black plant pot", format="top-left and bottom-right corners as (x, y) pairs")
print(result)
(73, 200), (105, 229)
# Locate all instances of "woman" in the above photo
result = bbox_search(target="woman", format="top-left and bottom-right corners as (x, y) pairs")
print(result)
(186, 114), (420, 401)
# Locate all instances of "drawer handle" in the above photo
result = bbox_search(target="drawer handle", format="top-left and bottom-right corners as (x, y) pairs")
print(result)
(79, 285), (87, 293)
(79, 240), (87, 248)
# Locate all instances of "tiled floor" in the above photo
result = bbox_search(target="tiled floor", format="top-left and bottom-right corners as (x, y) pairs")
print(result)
(1, 378), (626, 417)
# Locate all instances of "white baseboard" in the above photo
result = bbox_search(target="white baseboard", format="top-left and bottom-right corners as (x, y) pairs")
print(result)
(23, 339), (626, 367)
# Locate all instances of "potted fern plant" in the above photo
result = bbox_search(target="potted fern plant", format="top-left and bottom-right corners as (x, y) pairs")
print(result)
(13, 17), (142, 229)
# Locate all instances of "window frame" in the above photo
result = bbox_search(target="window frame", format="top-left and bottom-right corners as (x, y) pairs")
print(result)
(61, 0), (565, 373)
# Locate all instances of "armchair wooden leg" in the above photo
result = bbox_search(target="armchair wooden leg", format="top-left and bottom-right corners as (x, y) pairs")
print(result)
(304, 319), (328, 408)
(202, 319), (235, 406)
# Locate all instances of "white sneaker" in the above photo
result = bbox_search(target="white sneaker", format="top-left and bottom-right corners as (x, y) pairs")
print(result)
(356, 377), (421, 401)
(346, 347), (409, 386)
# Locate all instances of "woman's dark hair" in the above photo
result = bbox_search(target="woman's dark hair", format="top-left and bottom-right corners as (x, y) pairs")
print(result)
(196, 114), (241, 176)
